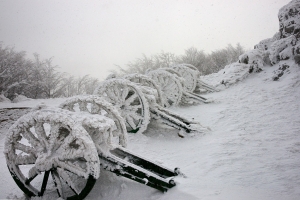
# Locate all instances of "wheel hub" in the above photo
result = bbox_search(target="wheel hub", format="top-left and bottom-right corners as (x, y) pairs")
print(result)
(35, 153), (55, 172)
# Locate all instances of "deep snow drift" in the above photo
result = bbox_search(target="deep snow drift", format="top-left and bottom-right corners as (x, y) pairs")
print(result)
(0, 59), (299, 200)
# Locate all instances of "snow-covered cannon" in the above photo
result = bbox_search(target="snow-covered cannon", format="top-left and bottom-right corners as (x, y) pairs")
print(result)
(144, 70), (183, 107)
(146, 68), (210, 105)
(94, 79), (150, 135)
(95, 76), (209, 136)
(4, 97), (180, 199)
(126, 73), (209, 134)
(172, 64), (219, 93)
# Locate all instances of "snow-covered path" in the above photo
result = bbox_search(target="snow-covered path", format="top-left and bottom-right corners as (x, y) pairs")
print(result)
(0, 65), (299, 200)
(170, 66), (300, 200)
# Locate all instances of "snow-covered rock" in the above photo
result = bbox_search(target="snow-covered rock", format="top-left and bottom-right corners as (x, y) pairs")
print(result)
(0, 94), (11, 103)
(269, 35), (297, 65)
(238, 49), (264, 72)
(201, 62), (250, 89)
(202, 0), (300, 88)
(278, 0), (300, 39)
(254, 32), (281, 51)
(12, 94), (32, 103)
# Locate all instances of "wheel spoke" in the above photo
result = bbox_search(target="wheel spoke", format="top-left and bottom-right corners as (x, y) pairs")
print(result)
(129, 112), (143, 122)
(49, 123), (60, 139)
(39, 170), (50, 196)
(56, 160), (87, 178)
(106, 88), (118, 103)
(113, 84), (121, 100)
(128, 105), (142, 112)
(121, 87), (129, 101)
(158, 76), (164, 85)
(14, 142), (36, 155)
(34, 122), (49, 147)
(22, 128), (40, 148)
(51, 169), (64, 199)
(125, 92), (138, 105)
(79, 101), (88, 112)
(164, 81), (175, 91)
(67, 104), (75, 112)
(48, 123), (61, 152)
(26, 166), (39, 184)
(15, 154), (36, 165)
(90, 103), (100, 114)
(57, 151), (86, 162)
(34, 122), (47, 138)
(57, 168), (80, 195)
(126, 115), (137, 130)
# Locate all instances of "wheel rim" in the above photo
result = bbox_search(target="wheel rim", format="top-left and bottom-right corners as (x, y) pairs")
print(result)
(94, 79), (150, 134)
(180, 63), (200, 73)
(147, 70), (183, 107)
(4, 109), (99, 199)
(59, 95), (128, 148)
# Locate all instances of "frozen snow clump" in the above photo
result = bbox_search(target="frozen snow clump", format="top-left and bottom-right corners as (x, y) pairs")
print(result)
(219, 63), (251, 87)
(239, 49), (264, 73)
(12, 94), (32, 103)
(254, 32), (281, 51)
(200, 63), (250, 89)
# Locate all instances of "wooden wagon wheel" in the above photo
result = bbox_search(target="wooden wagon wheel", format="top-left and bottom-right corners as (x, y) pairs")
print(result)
(4, 109), (100, 199)
(176, 64), (219, 93)
(124, 73), (166, 106)
(94, 79), (150, 134)
(171, 65), (198, 93)
(147, 69), (183, 107)
(59, 95), (128, 148)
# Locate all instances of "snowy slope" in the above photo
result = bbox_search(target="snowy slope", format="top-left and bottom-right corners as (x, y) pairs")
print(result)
(0, 59), (299, 200)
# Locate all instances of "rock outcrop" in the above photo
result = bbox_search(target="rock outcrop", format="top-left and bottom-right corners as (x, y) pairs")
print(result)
(279, 0), (300, 39)
(238, 0), (300, 81)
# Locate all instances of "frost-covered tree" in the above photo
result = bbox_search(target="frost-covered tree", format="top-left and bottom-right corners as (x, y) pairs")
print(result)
(25, 54), (45, 98)
(177, 47), (207, 72)
(0, 43), (31, 99)
(75, 75), (90, 95)
(117, 52), (177, 75)
(226, 43), (245, 63)
(118, 54), (156, 75)
(208, 49), (229, 72)
(117, 44), (245, 76)
(62, 75), (76, 97)
(83, 76), (100, 95)
(154, 51), (177, 68)
(39, 58), (67, 98)
(201, 43), (246, 74)
(0, 42), (101, 99)
(61, 75), (100, 97)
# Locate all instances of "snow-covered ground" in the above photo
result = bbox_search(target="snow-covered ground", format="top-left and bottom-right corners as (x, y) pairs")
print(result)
(1, 61), (300, 200)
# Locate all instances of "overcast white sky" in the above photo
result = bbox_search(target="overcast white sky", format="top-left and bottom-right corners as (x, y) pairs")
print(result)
(0, 0), (291, 80)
